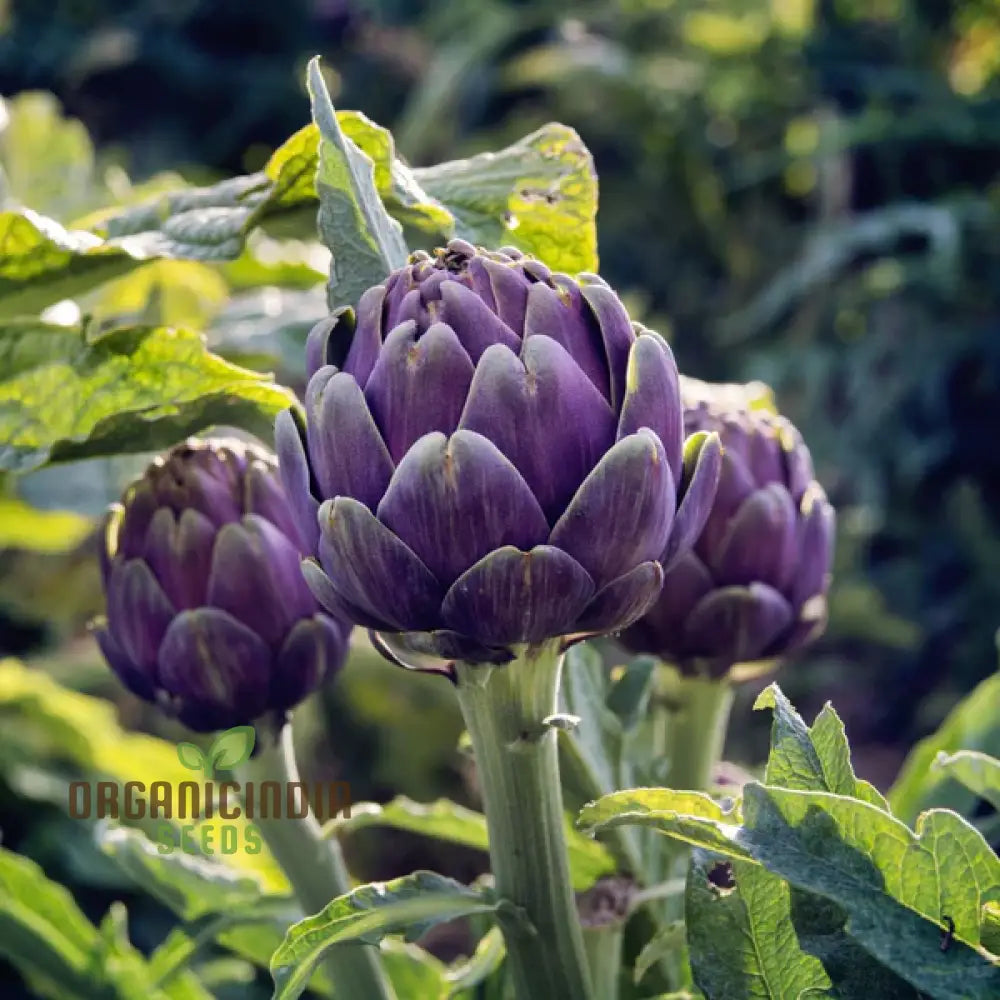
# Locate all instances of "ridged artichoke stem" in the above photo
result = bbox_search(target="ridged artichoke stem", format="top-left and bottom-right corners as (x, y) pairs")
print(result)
(236, 726), (397, 1000)
(455, 645), (595, 1000)
(651, 666), (735, 987)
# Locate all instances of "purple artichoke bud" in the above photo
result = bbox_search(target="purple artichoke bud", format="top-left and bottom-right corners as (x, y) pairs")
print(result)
(622, 382), (836, 678)
(94, 438), (350, 732)
(278, 241), (722, 666)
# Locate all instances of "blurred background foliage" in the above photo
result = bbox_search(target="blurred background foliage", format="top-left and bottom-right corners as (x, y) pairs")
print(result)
(1, 0), (999, 994)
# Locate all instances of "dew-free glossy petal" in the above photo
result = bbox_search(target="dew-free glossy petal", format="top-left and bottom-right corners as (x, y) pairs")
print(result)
(661, 432), (723, 569)
(574, 561), (664, 634)
(549, 430), (674, 589)
(524, 280), (606, 398)
(790, 487), (835, 608)
(158, 608), (271, 726)
(206, 517), (315, 646)
(312, 371), (395, 510)
(275, 408), (321, 556)
(319, 497), (443, 631)
(243, 459), (301, 546)
(483, 258), (529, 330)
(459, 339), (616, 522)
(617, 333), (683, 481)
(683, 583), (794, 664)
(377, 430), (549, 584)
(439, 281), (521, 362)
(106, 559), (175, 669)
(305, 307), (354, 380)
(302, 556), (395, 631)
(343, 284), (387, 386)
(580, 282), (635, 410)
(273, 615), (348, 712)
(441, 545), (595, 647)
(712, 484), (797, 591)
(143, 507), (216, 609)
(94, 625), (156, 701)
(365, 321), (475, 462)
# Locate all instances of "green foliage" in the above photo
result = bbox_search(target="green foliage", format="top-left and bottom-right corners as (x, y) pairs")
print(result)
(0, 321), (295, 472)
(685, 853), (834, 999)
(580, 684), (1000, 999)
(307, 58), (409, 310)
(97, 824), (282, 922)
(934, 750), (1000, 812)
(269, 871), (506, 1000)
(0, 847), (211, 1000)
(889, 670), (1000, 824)
(331, 793), (616, 891)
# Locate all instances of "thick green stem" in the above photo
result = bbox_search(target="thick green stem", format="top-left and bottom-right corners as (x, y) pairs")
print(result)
(236, 727), (396, 1000)
(584, 923), (623, 1000)
(455, 645), (594, 1000)
(661, 670), (735, 793)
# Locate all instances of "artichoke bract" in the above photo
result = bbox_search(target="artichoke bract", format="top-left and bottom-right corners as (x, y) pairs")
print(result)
(95, 439), (349, 731)
(622, 382), (835, 677)
(278, 240), (721, 665)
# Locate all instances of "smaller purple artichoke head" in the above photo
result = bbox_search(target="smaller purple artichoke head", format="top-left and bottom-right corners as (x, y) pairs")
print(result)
(622, 379), (835, 679)
(278, 240), (722, 668)
(94, 438), (350, 732)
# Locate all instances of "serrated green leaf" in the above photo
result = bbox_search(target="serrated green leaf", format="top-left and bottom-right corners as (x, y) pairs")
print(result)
(333, 795), (614, 891)
(413, 122), (598, 274)
(578, 787), (752, 862)
(270, 871), (503, 1000)
(933, 750), (1000, 812)
(740, 784), (1000, 998)
(888, 670), (1000, 824)
(755, 683), (888, 809)
(306, 58), (408, 311)
(97, 823), (281, 922)
(685, 852), (833, 1000)
(790, 889), (922, 999)
(0, 209), (155, 319)
(208, 725), (256, 772)
(0, 321), (296, 472)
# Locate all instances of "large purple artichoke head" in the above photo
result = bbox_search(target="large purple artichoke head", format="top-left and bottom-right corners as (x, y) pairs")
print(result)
(95, 438), (350, 732)
(622, 380), (836, 679)
(278, 240), (721, 667)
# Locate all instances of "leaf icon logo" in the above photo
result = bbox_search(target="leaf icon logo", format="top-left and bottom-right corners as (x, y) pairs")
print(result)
(176, 726), (255, 777)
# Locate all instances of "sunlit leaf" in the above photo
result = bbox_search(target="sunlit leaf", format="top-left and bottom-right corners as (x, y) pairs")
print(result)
(306, 58), (408, 311)
(933, 750), (1000, 812)
(414, 122), (598, 274)
(685, 852), (834, 999)
(97, 823), (283, 922)
(754, 683), (888, 808)
(888, 671), (1000, 824)
(0, 209), (157, 319)
(0, 320), (295, 472)
(270, 871), (504, 1000)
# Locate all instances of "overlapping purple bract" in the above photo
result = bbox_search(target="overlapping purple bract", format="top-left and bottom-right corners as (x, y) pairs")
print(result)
(623, 385), (836, 677)
(278, 240), (722, 665)
(95, 439), (349, 731)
